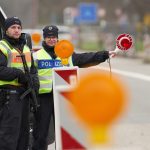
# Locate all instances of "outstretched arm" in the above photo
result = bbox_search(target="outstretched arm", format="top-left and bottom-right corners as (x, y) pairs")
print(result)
(72, 50), (110, 67)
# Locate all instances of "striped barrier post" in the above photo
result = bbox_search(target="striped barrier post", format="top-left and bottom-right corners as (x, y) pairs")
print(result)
(52, 66), (89, 149)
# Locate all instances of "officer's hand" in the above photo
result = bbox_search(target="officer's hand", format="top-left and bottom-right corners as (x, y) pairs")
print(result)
(18, 73), (28, 85)
(109, 47), (120, 58)
(31, 73), (40, 95)
(109, 51), (117, 58)
(14, 68), (28, 85)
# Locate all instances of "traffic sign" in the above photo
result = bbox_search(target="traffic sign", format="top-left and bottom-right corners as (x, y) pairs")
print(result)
(78, 3), (98, 24)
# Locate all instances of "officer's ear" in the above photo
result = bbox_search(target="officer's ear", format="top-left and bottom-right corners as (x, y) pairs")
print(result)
(6, 30), (8, 35)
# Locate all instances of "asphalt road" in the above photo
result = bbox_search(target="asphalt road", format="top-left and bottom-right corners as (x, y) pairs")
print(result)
(97, 57), (150, 150)
(98, 57), (150, 123)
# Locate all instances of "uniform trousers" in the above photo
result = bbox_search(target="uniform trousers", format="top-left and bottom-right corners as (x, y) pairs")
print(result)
(0, 91), (29, 150)
(32, 92), (54, 150)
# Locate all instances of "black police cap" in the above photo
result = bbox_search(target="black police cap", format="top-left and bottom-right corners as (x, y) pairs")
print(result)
(5, 17), (22, 31)
(43, 25), (59, 38)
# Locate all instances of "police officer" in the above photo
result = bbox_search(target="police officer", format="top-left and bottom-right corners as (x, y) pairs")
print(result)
(32, 25), (117, 150)
(0, 17), (39, 150)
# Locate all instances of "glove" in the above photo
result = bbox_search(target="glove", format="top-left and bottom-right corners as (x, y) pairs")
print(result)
(30, 73), (40, 95)
(109, 47), (121, 58)
(30, 65), (40, 95)
(14, 68), (28, 85)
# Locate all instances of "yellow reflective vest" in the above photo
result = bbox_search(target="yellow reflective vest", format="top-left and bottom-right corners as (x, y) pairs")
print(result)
(0, 40), (32, 86)
(33, 48), (73, 94)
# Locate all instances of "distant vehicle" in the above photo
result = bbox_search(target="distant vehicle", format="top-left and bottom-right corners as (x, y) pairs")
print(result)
(22, 25), (73, 48)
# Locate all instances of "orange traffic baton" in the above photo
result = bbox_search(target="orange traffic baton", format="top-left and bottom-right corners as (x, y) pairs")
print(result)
(54, 40), (74, 65)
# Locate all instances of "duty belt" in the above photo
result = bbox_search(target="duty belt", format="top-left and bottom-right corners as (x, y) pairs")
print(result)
(0, 89), (19, 94)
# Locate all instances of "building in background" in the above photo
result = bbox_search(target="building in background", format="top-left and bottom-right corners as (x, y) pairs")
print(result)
(1, 0), (150, 29)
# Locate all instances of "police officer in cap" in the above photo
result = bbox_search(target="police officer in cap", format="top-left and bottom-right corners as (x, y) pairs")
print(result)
(32, 25), (117, 150)
(0, 17), (39, 150)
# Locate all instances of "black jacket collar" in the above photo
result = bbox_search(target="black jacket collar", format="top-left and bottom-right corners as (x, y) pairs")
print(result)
(42, 41), (56, 59)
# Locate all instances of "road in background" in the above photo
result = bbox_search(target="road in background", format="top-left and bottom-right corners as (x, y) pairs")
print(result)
(98, 57), (150, 149)
(97, 57), (150, 123)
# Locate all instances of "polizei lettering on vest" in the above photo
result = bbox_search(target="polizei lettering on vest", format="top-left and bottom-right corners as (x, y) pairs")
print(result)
(38, 60), (62, 69)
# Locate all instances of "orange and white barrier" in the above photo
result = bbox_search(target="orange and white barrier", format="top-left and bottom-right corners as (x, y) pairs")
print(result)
(52, 67), (89, 149)
(52, 67), (128, 150)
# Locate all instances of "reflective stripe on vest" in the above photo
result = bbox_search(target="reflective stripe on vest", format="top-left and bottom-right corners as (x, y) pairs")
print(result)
(33, 48), (73, 94)
(0, 40), (32, 86)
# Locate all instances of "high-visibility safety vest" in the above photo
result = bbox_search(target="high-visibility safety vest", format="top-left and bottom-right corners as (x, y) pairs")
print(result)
(33, 48), (73, 94)
(0, 40), (32, 86)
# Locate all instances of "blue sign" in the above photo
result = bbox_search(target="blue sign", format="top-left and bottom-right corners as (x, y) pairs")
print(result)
(78, 3), (98, 24)
(38, 60), (62, 69)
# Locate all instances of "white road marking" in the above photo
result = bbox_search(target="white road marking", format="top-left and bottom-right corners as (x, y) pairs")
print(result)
(99, 67), (150, 82)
